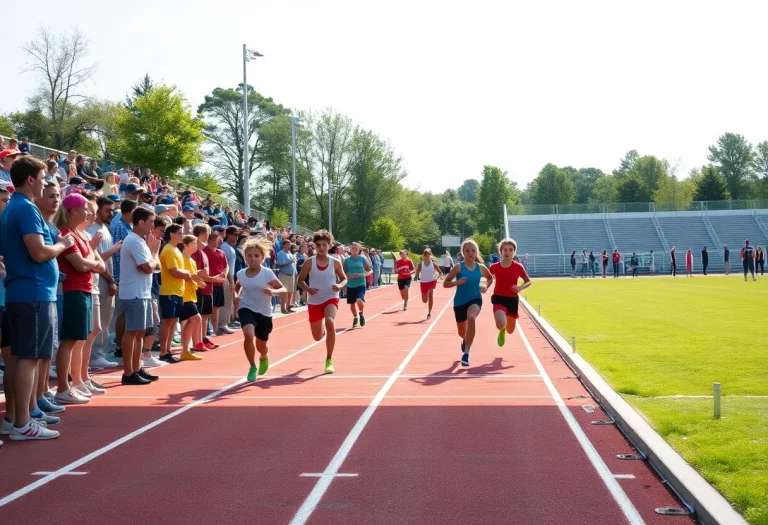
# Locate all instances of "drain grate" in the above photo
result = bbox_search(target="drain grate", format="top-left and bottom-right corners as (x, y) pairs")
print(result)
(617, 453), (645, 460)
(655, 507), (692, 516)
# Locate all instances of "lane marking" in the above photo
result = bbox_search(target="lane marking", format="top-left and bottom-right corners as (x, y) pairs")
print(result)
(0, 297), (405, 508)
(289, 293), (454, 525)
(300, 473), (358, 478)
(613, 474), (637, 480)
(32, 472), (87, 476)
(97, 373), (544, 380)
(517, 323), (645, 525)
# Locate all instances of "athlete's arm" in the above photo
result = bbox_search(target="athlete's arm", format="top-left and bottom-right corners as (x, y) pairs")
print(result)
(479, 264), (493, 293)
(414, 262), (422, 281)
(443, 264), (464, 288)
(234, 281), (242, 305)
(266, 278), (287, 296)
(434, 264), (443, 279)
(332, 259), (347, 291)
(296, 260), (312, 292)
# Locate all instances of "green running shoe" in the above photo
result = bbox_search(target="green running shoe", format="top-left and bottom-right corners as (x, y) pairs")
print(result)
(352, 316), (359, 328)
(258, 355), (269, 376)
(325, 358), (335, 374)
(247, 365), (257, 382)
(359, 313), (366, 327)
(497, 329), (506, 347)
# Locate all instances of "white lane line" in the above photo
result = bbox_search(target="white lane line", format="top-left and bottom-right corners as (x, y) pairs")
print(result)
(300, 473), (358, 478)
(613, 474), (637, 480)
(517, 325), (646, 525)
(32, 471), (88, 476)
(0, 297), (404, 508)
(97, 373), (544, 380)
(289, 294), (454, 525)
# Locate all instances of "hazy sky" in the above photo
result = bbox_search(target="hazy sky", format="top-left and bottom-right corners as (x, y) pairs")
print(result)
(2, 0), (768, 193)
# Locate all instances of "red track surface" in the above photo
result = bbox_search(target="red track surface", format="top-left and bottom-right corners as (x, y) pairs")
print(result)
(0, 285), (694, 524)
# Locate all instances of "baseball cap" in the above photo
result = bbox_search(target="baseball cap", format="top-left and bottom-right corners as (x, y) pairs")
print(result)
(182, 205), (195, 212)
(107, 195), (121, 203)
(125, 183), (143, 193)
(154, 204), (169, 214)
(62, 193), (88, 210)
(211, 225), (226, 233)
(69, 176), (84, 185)
(0, 149), (21, 160)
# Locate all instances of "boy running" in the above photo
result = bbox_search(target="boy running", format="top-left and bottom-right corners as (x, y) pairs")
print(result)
(395, 250), (415, 310)
(297, 230), (347, 374)
(443, 239), (493, 367)
(414, 248), (442, 320)
(234, 239), (286, 382)
(343, 242), (371, 328)
(489, 239), (530, 347)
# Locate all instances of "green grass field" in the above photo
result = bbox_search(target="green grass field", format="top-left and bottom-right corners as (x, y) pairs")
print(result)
(524, 275), (768, 525)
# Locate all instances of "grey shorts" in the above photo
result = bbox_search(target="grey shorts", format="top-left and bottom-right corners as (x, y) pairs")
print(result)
(6, 301), (57, 360)
(118, 298), (154, 332)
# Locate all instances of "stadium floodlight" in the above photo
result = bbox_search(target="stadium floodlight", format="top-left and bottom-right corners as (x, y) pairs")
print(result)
(242, 45), (264, 214)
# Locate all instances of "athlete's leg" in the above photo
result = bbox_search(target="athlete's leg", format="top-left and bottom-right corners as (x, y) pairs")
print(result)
(506, 316), (517, 334)
(243, 324), (256, 367)
(494, 309), (506, 331)
(324, 303), (338, 358)
(464, 304), (481, 352)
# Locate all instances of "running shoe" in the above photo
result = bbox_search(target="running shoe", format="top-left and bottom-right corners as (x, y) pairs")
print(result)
(85, 379), (106, 395)
(90, 356), (118, 369)
(461, 352), (470, 367)
(403, 303), (408, 311)
(38, 396), (66, 414)
(10, 420), (60, 441)
(180, 351), (202, 361)
(137, 368), (159, 382)
(121, 373), (150, 385)
(203, 339), (219, 350)
(258, 355), (269, 376)
(172, 336), (182, 346)
(32, 411), (60, 426)
(72, 383), (93, 398)
(247, 365), (257, 382)
(89, 377), (106, 389)
(0, 418), (13, 435)
(427, 313), (431, 321)
(325, 358), (335, 374)
(352, 316), (359, 328)
(159, 353), (180, 364)
(359, 313), (366, 327)
(54, 389), (89, 405)
(497, 329), (506, 347)
(142, 354), (164, 368)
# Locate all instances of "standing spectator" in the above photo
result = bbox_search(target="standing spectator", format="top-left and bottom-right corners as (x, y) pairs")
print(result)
(649, 250), (655, 274)
(570, 250), (577, 277)
(0, 156), (73, 440)
(601, 250), (608, 278)
(612, 249), (621, 278)
(442, 250), (453, 277)
(118, 207), (161, 385)
(588, 250), (596, 277)
(276, 241), (297, 314)
(701, 246), (709, 275)
(0, 148), (21, 184)
(158, 224), (189, 363)
(685, 249), (693, 277)
(723, 244), (730, 275)
(756, 246), (765, 276)
(205, 227), (230, 334)
(741, 240), (756, 282)
(670, 246), (677, 277)
(110, 199), (137, 359)
(219, 226), (239, 330)
(630, 252), (639, 278)
(191, 224), (221, 349)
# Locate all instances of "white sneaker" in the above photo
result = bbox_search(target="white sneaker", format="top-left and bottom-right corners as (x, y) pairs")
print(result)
(72, 383), (92, 398)
(90, 356), (118, 369)
(0, 418), (13, 435)
(85, 379), (106, 395)
(10, 419), (60, 440)
(44, 390), (56, 401)
(142, 355), (164, 368)
(54, 389), (90, 405)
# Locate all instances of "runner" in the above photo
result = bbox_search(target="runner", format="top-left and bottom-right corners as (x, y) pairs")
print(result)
(414, 248), (442, 320)
(489, 238), (530, 346)
(234, 238), (285, 382)
(395, 250), (415, 310)
(296, 230), (347, 374)
(443, 239), (493, 367)
(343, 242), (371, 328)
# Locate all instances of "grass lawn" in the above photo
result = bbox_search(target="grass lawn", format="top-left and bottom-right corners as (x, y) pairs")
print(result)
(524, 275), (768, 525)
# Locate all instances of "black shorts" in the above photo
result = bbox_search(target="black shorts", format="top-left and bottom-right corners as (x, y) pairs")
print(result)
(212, 285), (225, 308)
(60, 291), (92, 341)
(6, 301), (57, 360)
(238, 308), (274, 341)
(453, 298), (482, 323)
(0, 306), (9, 348)
(346, 285), (366, 304)
(159, 294), (184, 320)
(197, 291), (213, 315)
(491, 294), (520, 319)
(397, 278), (412, 290)
(180, 301), (199, 322)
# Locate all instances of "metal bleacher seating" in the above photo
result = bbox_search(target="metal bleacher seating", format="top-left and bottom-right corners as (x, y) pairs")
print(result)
(560, 219), (610, 255)
(609, 218), (665, 255)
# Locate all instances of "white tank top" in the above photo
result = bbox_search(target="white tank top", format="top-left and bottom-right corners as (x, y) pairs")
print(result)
(420, 259), (437, 283)
(307, 256), (339, 305)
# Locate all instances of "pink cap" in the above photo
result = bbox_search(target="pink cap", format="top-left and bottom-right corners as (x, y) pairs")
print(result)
(62, 193), (88, 210)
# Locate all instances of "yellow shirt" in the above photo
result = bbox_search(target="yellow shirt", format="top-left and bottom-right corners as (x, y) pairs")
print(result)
(160, 244), (186, 297)
(182, 256), (199, 303)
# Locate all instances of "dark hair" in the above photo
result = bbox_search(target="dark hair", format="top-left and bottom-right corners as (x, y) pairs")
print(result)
(164, 223), (182, 242)
(10, 156), (46, 188)
(154, 216), (170, 229)
(120, 199), (138, 215)
(313, 229), (333, 245)
(132, 207), (154, 226)
(97, 196), (114, 209)
(174, 215), (185, 225)
(46, 159), (58, 171)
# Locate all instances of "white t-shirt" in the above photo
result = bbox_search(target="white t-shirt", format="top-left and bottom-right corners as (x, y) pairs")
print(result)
(236, 267), (277, 317)
(119, 232), (153, 300)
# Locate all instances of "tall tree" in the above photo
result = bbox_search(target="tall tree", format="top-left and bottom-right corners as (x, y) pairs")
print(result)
(568, 167), (605, 204)
(531, 164), (575, 205)
(707, 133), (754, 200)
(617, 176), (652, 202)
(198, 85), (290, 205)
(256, 115), (293, 215)
(366, 217), (404, 250)
(0, 115), (14, 137)
(693, 166), (730, 201)
(125, 73), (155, 110)
(457, 179), (480, 202)
(630, 155), (668, 195)
(613, 150), (639, 178)
(110, 85), (204, 176)
(476, 165), (517, 234)
(590, 175), (619, 203)
(23, 26), (98, 151)
(653, 176), (695, 210)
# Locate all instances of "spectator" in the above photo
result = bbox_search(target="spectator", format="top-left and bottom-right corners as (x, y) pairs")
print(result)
(723, 244), (730, 275)
(18, 137), (30, 155)
(205, 226), (230, 334)
(219, 226), (240, 331)
(741, 240), (756, 282)
(701, 246), (709, 275)
(0, 156), (73, 440)
(612, 249), (621, 278)
(685, 248), (693, 277)
(756, 246), (765, 276)
(276, 241), (297, 314)
(158, 224), (190, 363)
(0, 148), (21, 184)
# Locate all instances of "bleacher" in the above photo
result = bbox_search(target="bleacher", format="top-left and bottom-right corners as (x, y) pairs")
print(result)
(507, 201), (768, 276)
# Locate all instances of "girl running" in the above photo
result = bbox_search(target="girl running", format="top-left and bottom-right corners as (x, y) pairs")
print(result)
(395, 250), (415, 310)
(443, 239), (493, 367)
(297, 230), (347, 374)
(343, 242), (371, 328)
(234, 238), (286, 382)
(489, 239), (530, 347)
(414, 248), (442, 320)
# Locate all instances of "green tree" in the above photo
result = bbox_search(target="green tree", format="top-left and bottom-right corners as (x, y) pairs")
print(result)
(271, 207), (289, 228)
(110, 85), (204, 176)
(707, 133), (754, 200)
(476, 165), (517, 234)
(617, 175), (652, 202)
(125, 73), (156, 110)
(531, 164), (575, 205)
(470, 232), (495, 258)
(630, 156), (668, 195)
(567, 167), (605, 203)
(653, 176), (695, 210)
(0, 115), (14, 137)
(177, 167), (224, 196)
(366, 217), (404, 250)
(590, 175), (619, 203)
(613, 150), (639, 178)
(693, 166), (730, 201)
(457, 179), (480, 202)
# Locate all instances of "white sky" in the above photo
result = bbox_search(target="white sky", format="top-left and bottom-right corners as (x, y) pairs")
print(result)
(2, 0), (768, 193)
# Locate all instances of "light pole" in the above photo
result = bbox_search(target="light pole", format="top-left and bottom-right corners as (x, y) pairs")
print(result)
(328, 183), (337, 236)
(242, 45), (263, 216)
(290, 116), (302, 232)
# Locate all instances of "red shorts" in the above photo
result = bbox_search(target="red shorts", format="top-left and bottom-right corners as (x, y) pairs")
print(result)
(420, 280), (437, 294)
(308, 298), (339, 323)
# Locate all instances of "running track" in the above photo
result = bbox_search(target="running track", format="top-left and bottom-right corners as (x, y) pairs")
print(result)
(1, 285), (694, 524)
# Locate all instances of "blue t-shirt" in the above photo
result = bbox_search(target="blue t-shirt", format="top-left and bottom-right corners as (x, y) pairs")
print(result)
(0, 192), (59, 302)
(276, 250), (297, 275)
(343, 256), (367, 288)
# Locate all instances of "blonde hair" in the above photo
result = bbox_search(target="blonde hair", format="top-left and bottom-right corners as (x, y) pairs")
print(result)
(497, 238), (517, 253)
(461, 238), (484, 263)
(242, 238), (272, 258)
(350, 242), (363, 250)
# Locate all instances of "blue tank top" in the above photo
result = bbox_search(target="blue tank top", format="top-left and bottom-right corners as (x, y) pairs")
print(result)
(453, 262), (482, 306)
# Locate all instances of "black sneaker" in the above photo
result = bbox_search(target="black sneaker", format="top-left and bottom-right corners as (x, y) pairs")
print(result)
(461, 340), (466, 354)
(461, 352), (470, 367)
(159, 353), (180, 364)
(137, 368), (159, 382)
(122, 373), (150, 385)
(114, 347), (122, 358)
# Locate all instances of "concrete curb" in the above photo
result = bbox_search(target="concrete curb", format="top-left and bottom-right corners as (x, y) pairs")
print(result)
(520, 297), (748, 525)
